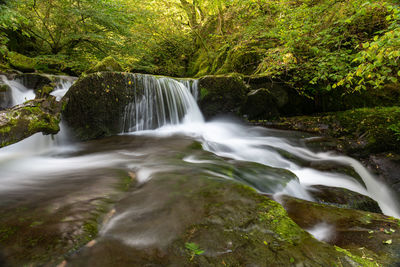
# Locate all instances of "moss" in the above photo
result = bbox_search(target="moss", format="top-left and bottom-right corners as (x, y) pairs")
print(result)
(7, 51), (37, 72)
(271, 106), (400, 154)
(86, 56), (124, 73)
(335, 246), (379, 267)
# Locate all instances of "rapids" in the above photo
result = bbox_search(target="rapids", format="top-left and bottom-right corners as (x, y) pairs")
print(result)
(0, 74), (399, 255)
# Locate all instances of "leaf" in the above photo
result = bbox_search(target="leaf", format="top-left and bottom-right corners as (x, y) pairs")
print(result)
(383, 239), (392, 245)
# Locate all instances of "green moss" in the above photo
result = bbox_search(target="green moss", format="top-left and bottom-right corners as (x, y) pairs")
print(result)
(335, 246), (379, 267)
(7, 51), (37, 72)
(257, 199), (303, 245)
(87, 56), (123, 73)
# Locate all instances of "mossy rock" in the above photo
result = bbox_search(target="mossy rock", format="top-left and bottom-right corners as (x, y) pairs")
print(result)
(62, 72), (136, 140)
(246, 75), (315, 116)
(65, 177), (361, 266)
(86, 56), (124, 74)
(6, 52), (37, 73)
(309, 185), (382, 213)
(0, 97), (61, 147)
(282, 195), (400, 266)
(198, 74), (247, 118)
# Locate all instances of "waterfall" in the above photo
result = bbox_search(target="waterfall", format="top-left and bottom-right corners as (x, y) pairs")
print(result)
(121, 74), (203, 133)
(179, 79), (199, 101)
(50, 75), (77, 101)
(0, 75), (35, 107)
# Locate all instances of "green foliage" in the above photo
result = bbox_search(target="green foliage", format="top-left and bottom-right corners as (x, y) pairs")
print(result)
(185, 242), (204, 260)
(388, 122), (400, 141)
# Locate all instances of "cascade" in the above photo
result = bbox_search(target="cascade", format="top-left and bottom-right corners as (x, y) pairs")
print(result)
(121, 75), (203, 132)
(0, 75), (35, 107)
(0, 74), (399, 220)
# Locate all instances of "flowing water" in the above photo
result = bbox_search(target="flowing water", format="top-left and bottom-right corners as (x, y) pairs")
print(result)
(0, 74), (399, 264)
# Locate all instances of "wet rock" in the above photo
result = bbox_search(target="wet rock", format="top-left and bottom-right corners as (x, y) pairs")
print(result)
(308, 185), (382, 213)
(243, 88), (279, 120)
(246, 75), (315, 116)
(198, 74), (247, 119)
(62, 72), (136, 140)
(0, 81), (12, 110)
(281, 195), (400, 266)
(367, 153), (400, 194)
(66, 178), (360, 266)
(86, 56), (124, 74)
(0, 97), (61, 147)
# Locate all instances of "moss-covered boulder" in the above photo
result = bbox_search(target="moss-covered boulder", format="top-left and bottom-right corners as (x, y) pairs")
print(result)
(0, 82), (12, 110)
(6, 52), (37, 73)
(309, 185), (382, 213)
(198, 74), (247, 118)
(0, 97), (61, 147)
(62, 72), (136, 140)
(66, 178), (361, 266)
(86, 56), (124, 74)
(282, 195), (400, 266)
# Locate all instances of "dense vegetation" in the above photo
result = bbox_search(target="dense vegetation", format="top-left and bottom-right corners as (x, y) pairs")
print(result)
(1, 0), (400, 96)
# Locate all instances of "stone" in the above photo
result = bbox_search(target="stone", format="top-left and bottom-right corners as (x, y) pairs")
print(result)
(0, 97), (61, 147)
(281, 195), (400, 266)
(243, 88), (279, 119)
(62, 72), (136, 140)
(308, 185), (382, 213)
(198, 74), (247, 119)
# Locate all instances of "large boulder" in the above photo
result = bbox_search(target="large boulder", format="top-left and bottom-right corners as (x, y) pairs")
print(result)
(245, 75), (315, 116)
(62, 72), (136, 140)
(86, 56), (124, 74)
(281, 195), (400, 266)
(243, 88), (279, 120)
(198, 74), (247, 118)
(0, 97), (61, 147)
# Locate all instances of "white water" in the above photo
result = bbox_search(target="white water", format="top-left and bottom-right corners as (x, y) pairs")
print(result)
(0, 74), (75, 108)
(122, 75), (203, 132)
(0, 74), (399, 219)
(0, 75), (35, 106)
(50, 75), (77, 100)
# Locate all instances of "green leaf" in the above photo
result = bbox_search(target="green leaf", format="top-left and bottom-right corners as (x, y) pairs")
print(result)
(383, 239), (392, 245)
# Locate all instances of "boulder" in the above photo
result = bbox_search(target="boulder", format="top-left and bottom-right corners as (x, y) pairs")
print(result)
(246, 75), (315, 116)
(198, 74), (247, 118)
(243, 88), (279, 120)
(66, 178), (361, 266)
(308, 185), (382, 213)
(0, 97), (61, 147)
(86, 56), (124, 74)
(281, 195), (400, 266)
(62, 72), (136, 140)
